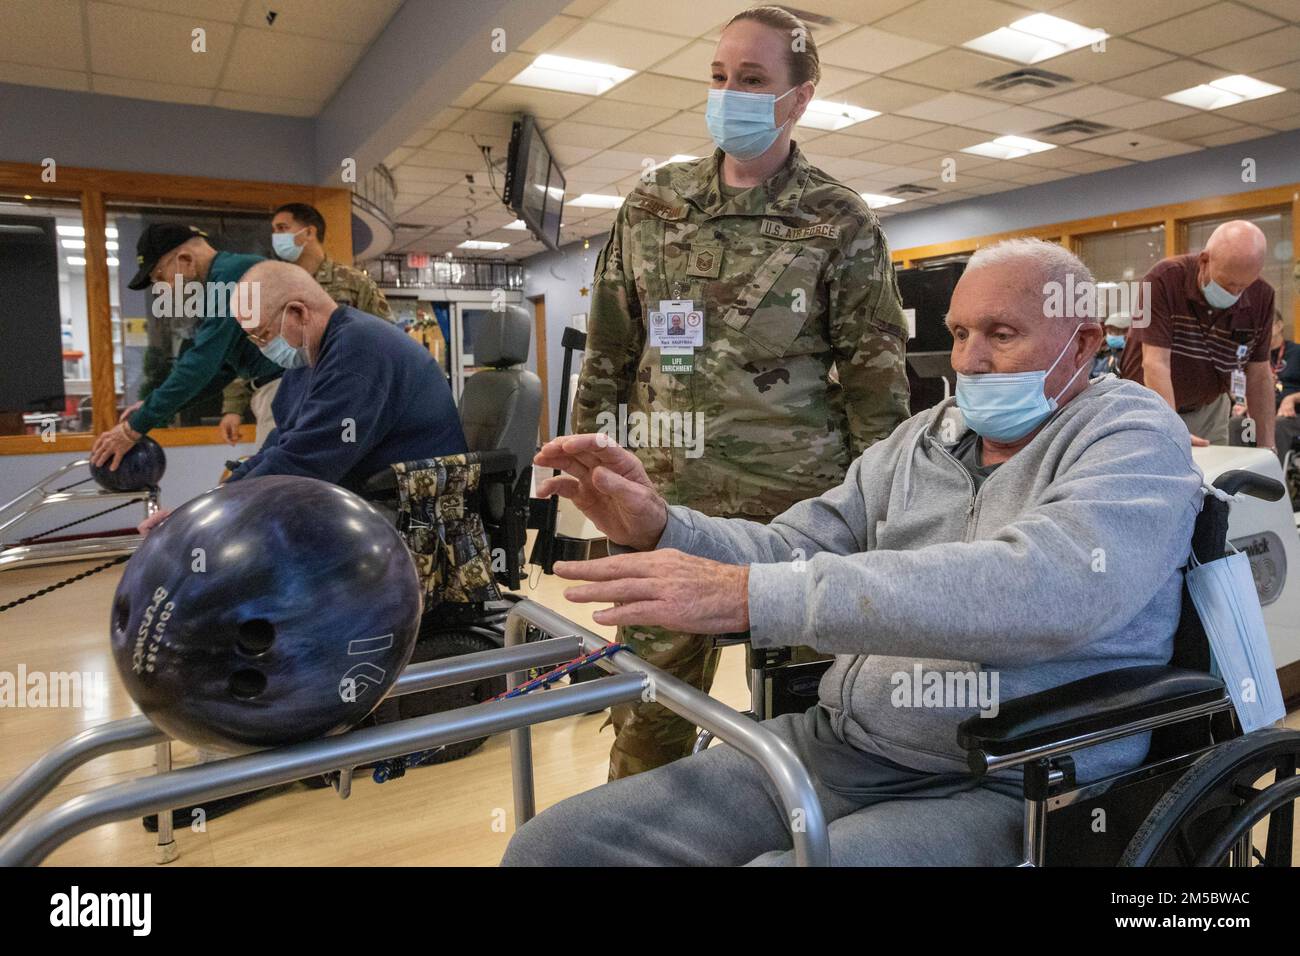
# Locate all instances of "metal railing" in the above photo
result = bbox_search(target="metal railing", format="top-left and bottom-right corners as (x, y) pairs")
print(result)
(0, 600), (828, 866)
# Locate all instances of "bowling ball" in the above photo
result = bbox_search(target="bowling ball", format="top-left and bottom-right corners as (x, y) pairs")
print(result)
(109, 475), (422, 752)
(91, 436), (166, 492)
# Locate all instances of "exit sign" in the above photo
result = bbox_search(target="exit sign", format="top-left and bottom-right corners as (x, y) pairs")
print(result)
(406, 253), (430, 268)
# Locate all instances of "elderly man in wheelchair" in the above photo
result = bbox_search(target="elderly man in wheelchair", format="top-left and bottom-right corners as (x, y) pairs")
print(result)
(502, 238), (1296, 867)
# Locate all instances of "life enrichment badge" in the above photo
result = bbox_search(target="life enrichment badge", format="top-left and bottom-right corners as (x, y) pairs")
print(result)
(686, 243), (722, 278)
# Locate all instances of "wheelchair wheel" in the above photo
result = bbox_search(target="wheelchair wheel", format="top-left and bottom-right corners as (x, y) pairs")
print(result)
(1120, 727), (1300, 867)
(389, 625), (506, 764)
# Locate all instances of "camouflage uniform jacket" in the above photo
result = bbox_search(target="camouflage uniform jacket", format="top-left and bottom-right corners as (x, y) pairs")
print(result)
(222, 257), (394, 416)
(572, 145), (910, 517)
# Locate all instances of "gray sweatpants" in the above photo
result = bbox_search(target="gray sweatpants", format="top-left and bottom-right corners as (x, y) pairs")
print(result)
(501, 707), (1024, 866)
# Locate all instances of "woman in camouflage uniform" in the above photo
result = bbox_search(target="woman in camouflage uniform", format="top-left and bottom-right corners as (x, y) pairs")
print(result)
(571, 6), (910, 779)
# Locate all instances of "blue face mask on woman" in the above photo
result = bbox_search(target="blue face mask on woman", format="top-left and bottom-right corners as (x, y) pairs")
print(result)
(705, 87), (795, 161)
(955, 324), (1090, 443)
(259, 307), (308, 369)
(1105, 334), (1125, 350)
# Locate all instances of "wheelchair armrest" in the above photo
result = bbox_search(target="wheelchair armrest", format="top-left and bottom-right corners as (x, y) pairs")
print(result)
(956, 665), (1225, 770)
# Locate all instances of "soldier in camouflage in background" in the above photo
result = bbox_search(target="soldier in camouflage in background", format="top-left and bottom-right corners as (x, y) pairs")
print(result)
(571, 6), (910, 779)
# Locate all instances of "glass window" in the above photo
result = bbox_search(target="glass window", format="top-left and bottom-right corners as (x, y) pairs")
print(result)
(1076, 224), (1167, 322)
(1185, 209), (1293, 330)
(0, 193), (94, 437)
(106, 204), (271, 431)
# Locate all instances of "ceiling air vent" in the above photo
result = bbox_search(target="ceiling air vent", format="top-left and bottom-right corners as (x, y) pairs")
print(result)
(1033, 118), (1117, 144)
(977, 68), (1074, 100)
(890, 184), (938, 197)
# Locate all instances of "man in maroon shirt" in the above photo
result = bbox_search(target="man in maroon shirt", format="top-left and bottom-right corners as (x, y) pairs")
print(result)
(1121, 221), (1275, 448)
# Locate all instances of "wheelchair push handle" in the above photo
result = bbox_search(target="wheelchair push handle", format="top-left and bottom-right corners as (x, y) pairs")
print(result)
(1211, 469), (1284, 503)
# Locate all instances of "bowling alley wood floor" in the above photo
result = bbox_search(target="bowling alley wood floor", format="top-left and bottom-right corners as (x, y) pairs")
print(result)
(3, 554), (1297, 867)
(0, 552), (749, 867)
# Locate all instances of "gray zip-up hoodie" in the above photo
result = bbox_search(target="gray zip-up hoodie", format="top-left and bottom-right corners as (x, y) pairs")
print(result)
(657, 376), (1204, 781)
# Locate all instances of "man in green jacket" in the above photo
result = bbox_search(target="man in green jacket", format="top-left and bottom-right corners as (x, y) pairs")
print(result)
(90, 224), (282, 469)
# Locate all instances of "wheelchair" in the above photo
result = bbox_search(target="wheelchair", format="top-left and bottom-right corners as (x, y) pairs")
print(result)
(704, 466), (1299, 866)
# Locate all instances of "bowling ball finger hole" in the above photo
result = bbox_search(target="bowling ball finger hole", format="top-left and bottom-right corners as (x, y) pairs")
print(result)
(236, 619), (275, 656)
(228, 669), (267, 700)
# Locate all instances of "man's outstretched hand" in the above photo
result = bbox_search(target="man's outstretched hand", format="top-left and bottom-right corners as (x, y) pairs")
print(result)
(534, 433), (668, 551)
(555, 550), (750, 633)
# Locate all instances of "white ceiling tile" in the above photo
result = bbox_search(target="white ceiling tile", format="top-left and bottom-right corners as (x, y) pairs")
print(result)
(566, 99), (679, 128)
(1011, 167), (1076, 184)
(1104, 59), (1229, 98)
(1125, 141), (1203, 160)
(1033, 38), (1173, 82)
(550, 21), (692, 71)
(813, 156), (896, 180)
(836, 77), (944, 113)
(519, 15), (584, 55)
(642, 39), (714, 82)
(1071, 130), (1182, 155)
(211, 90), (321, 116)
(1064, 156), (1133, 173)
(785, 0), (914, 23)
(221, 28), (363, 100)
(1214, 90), (1300, 124)
(1128, 2), (1284, 55)
(858, 142), (948, 165)
(846, 114), (946, 140)
(905, 126), (997, 149)
(614, 130), (712, 159)
(1051, 0), (1218, 33)
(448, 110), (516, 137)
(480, 51), (537, 84)
(1197, 26), (1300, 72)
(962, 105), (1072, 134)
(1234, 0), (1300, 21)
(819, 27), (944, 73)
(1139, 113), (1242, 141)
(1086, 99), (1194, 129)
(0, 61), (88, 92)
(478, 84), (591, 119)
(88, 3), (235, 85)
(116, 0), (245, 21)
(817, 65), (876, 96)
(579, 148), (661, 172)
(873, 0), (1028, 45)
(802, 132), (892, 156)
(239, 0), (402, 44)
(545, 119), (639, 148)
(1255, 59), (1300, 91)
(592, 0), (747, 36)
(0, 0), (84, 71)
(92, 74), (211, 106)
(1031, 85), (1144, 117)
(885, 49), (1017, 91)
(550, 144), (602, 165)
(452, 83), (497, 109)
(604, 73), (707, 109)
(650, 111), (712, 137)
(898, 92), (1008, 123)
(1191, 124), (1278, 144)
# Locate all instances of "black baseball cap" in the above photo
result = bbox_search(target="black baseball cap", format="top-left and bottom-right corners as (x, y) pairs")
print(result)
(127, 224), (210, 290)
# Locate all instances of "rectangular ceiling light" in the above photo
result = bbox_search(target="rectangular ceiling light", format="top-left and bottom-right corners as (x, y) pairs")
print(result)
(56, 225), (119, 239)
(458, 240), (511, 251)
(799, 99), (880, 131)
(962, 134), (1056, 160)
(964, 14), (1106, 64)
(1165, 74), (1286, 110)
(511, 53), (636, 96)
(860, 193), (904, 208)
(569, 193), (624, 209)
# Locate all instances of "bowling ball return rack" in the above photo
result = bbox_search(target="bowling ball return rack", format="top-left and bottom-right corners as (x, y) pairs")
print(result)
(0, 599), (830, 867)
(0, 456), (161, 573)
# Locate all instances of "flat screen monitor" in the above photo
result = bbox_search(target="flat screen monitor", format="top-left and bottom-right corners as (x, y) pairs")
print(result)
(504, 114), (564, 251)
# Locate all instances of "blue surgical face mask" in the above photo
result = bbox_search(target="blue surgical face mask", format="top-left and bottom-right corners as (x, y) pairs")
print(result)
(1201, 278), (1241, 310)
(955, 324), (1089, 443)
(1106, 334), (1126, 350)
(258, 307), (308, 369)
(272, 228), (306, 263)
(705, 87), (795, 161)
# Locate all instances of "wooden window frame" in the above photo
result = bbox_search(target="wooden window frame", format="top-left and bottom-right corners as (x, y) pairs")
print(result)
(0, 160), (352, 456)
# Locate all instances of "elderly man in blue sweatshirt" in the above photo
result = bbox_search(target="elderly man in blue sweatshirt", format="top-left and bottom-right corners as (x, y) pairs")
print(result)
(502, 238), (1204, 867)
(222, 260), (465, 490)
